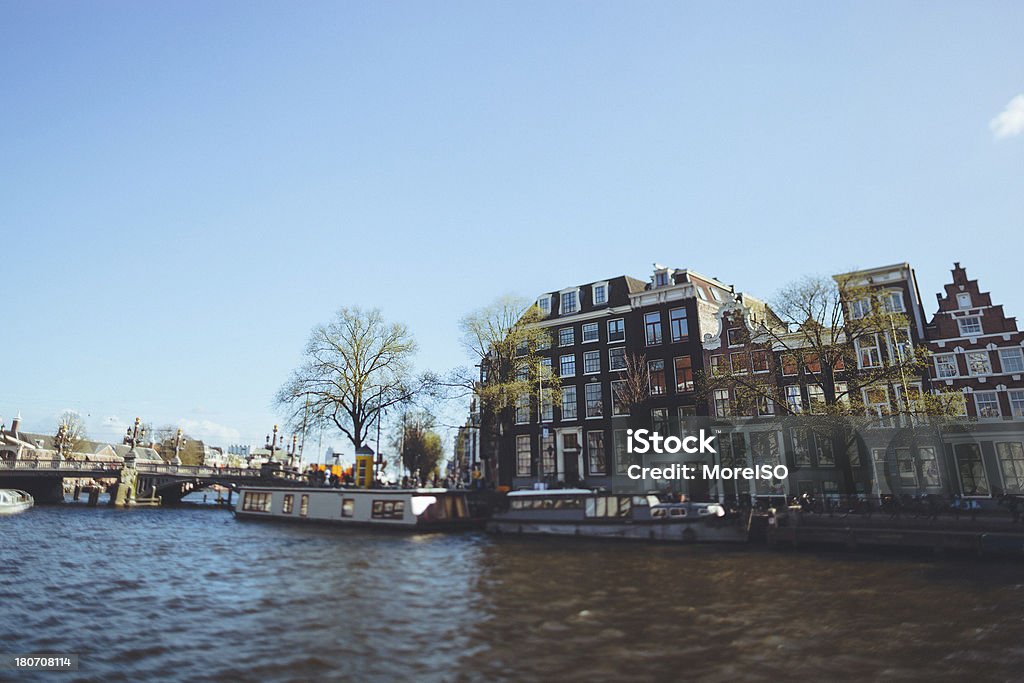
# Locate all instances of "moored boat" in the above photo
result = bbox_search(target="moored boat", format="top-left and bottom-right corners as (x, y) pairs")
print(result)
(487, 489), (750, 543)
(234, 485), (484, 530)
(0, 489), (34, 515)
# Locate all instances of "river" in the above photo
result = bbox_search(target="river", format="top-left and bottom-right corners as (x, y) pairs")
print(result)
(2, 499), (1023, 682)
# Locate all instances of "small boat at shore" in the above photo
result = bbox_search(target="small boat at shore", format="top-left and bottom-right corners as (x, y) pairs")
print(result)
(234, 485), (484, 530)
(0, 489), (34, 515)
(487, 489), (750, 543)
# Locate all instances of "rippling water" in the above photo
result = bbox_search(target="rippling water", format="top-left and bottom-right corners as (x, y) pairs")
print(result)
(3, 499), (1024, 682)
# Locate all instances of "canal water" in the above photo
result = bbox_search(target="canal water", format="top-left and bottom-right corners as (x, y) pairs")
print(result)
(3, 500), (1024, 682)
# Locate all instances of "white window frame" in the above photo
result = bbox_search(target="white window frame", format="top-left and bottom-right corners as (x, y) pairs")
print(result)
(591, 282), (608, 306)
(560, 289), (580, 316)
(581, 322), (599, 344)
(974, 390), (1001, 419)
(607, 318), (625, 343)
(958, 316), (982, 336)
(965, 350), (992, 377)
(998, 347), (1024, 374)
(933, 353), (958, 379)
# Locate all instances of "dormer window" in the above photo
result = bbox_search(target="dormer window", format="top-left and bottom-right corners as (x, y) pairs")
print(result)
(538, 296), (551, 315)
(592, 282), (608, 306)
(956, 293), (972, 309)
(560, 290), (579, 315)
(654, 270), (670, 287)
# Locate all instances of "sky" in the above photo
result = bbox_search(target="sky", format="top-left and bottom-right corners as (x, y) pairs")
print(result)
(1, 1), (1021, 462)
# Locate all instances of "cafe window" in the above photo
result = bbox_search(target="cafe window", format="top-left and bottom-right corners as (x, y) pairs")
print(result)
(955, 443), (990, 496)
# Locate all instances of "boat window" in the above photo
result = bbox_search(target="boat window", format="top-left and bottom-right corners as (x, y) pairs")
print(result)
(371, 499), (406, 520)
(341, 498), (354, 518)
(299, 494), (309, 517)
(242, 492), (271, 513)
(282, 494), (294, 514)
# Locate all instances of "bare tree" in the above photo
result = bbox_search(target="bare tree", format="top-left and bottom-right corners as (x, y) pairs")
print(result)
(454, 295), (560, 482)
(54, 410), (87, 458)
(276, 307), (427, 450)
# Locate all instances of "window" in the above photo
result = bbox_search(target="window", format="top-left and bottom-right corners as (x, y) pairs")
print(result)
(648, 359), (666, 395)
(856, 335), (882, 369)
(881, 291), (905, 313)
(538, 296), (551, 315)
(607, 319), (625, 343)
(849, 298), (871, 320)
(583, 350), (601, 374)
(955, 443), (990, 496)
(371, 499), (405, 520)
(727, 328), (743, 346)
(585, 383), (603, 418)
(670, 308), (689, 343)
(803, 352), (821, 374)
(608, 347), (626, 371)
(999, 348), (1024, 373)
(541, 434), (556, 476)
(956, 292), (972, 309)
(282, 494), (294, 514)
(785, 386), (803, 414)
(751, 350), (769, 373)
(919, 447), (940, 487)
(516, 435), (532, 476)
(540, 390), (554, 422)
(561, 385), (578, 420)
(341, 498), (355, 518)
(515, 394), (530, 424)
(966, 351), (992, 376)
(559, 354), (576, 377)
(611, 380), (629, 415)
(864, 387), (889, 417)
(654, 270), (669, 287)
(561, 290), (578, 315)
(582, 322), (599, 343)
(1010, 390), (1024, 418)
(934, 354), (958, 379)
(242, 491), (271, 512)
(714, 389), (731, 417)
(674, 356), (694, 392)
(587, 432), (607, 475)
(974, 391), (1000, 418)
(730, 352), (748, 374)
(559, 327), (575, 347)
(997, 442), (1024, 494)
(592, 283), (608, 306)
(710, 355), (725, 375)
(782, 354), (798, 376)
(644, 312), (663, 346)
(958, 316), (982, 336)
(807, 385), (825, 413)
(299, 494), (309, 517)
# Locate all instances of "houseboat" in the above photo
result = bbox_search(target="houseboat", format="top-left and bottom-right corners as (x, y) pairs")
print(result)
(0, 489), (34, 515)
(487, 489), (750, 543)
(233, 485), (483, 530)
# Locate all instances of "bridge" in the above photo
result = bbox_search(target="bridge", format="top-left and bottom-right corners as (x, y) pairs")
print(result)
(0, 458), (310, 505)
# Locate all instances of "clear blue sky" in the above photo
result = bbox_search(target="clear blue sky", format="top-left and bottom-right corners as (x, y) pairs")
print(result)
(2, 1), (1021, 459)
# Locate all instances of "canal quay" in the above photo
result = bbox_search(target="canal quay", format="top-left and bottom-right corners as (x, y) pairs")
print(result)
(3, 498), (1024, 683)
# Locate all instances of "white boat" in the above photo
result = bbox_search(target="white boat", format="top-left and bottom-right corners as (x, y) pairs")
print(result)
(487, 489), (750, 543)
(0, 489), (34, 515)
(234, 486), (484, 530)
